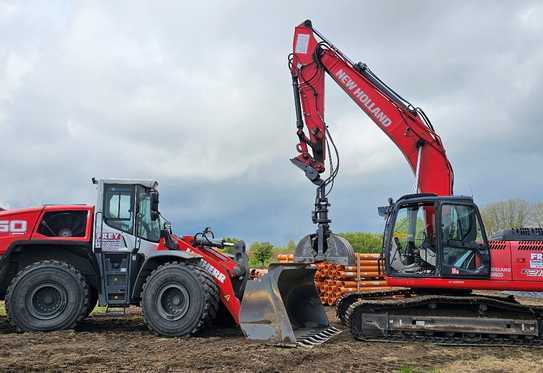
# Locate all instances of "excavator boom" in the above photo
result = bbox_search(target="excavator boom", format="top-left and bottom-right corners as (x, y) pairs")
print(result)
(290, 20), (453, 195)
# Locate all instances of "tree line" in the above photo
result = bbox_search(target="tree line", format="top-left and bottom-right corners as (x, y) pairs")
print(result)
(480, 199), (543, 236)
(224, 233), (382, 268)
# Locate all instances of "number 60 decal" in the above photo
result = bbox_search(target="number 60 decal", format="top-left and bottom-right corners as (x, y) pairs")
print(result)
(0, 220), (27, 234)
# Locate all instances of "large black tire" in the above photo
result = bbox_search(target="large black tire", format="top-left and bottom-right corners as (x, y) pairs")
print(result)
(141, 262), (219, 337)
(5, 260), (89, 332)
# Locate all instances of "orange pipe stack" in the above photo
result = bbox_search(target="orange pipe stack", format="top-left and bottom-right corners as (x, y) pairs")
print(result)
(274, 253), (390, 306)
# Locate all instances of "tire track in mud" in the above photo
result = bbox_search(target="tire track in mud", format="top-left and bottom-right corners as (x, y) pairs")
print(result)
(0, 307), (540, 372)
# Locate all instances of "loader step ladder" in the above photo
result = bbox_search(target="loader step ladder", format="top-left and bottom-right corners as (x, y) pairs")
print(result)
(101, 252), (131, 307)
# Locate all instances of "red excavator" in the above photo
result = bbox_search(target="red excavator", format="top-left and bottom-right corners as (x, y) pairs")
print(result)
(289, 19), (543, 345)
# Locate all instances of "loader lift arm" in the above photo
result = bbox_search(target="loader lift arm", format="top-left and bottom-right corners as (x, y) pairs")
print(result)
(289, 20), (453, 264)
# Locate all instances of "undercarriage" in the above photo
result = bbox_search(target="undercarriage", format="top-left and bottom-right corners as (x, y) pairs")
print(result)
(337, 289), (543, 346)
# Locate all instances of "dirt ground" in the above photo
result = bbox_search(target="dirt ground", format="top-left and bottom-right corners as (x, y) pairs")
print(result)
(1, 305), (543, 373)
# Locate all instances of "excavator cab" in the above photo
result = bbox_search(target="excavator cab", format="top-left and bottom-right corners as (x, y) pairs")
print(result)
(382, 194), (490, 279)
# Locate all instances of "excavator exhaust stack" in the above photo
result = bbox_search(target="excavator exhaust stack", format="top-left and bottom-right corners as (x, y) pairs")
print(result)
(240, 263), (342, 347)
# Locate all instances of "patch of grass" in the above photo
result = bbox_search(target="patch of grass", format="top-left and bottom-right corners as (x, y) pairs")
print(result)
(394, 367), (439, 373)
(91, 306), (106, 316)
(91, 305), (107, 315)
(0, 301), (5, 317)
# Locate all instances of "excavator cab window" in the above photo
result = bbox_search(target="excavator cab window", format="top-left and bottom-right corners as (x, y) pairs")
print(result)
(389, 202), (437, 276)
(439, 203), (489, 277)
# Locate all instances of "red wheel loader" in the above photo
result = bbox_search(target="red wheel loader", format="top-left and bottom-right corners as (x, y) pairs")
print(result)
(0, 178), (339, 346)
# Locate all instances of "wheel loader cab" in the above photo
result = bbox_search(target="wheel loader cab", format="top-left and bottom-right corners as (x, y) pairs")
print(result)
(93, 179), (164, 306)
(384, 195), (490, 280)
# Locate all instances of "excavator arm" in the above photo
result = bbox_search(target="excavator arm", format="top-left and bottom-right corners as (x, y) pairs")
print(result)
(290, 20), (453, 195)
(289, 20), (454, 265)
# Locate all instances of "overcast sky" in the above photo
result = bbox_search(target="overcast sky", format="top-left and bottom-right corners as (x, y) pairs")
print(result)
(1, 1), (542, 245)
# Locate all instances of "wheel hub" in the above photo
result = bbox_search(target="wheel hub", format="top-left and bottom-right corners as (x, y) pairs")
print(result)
(157, 283), (190, 321)
(28, 283), (67, 320)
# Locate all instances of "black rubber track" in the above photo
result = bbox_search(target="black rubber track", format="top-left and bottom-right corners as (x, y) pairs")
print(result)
(345, 293), (543, 347)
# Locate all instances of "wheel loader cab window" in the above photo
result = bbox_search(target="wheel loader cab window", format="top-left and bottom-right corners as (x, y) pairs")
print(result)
(103, 185), (135, 234)
(390, 202), (437, 276)
(136, 186), (160, 242)
(440, 204), (489, 277)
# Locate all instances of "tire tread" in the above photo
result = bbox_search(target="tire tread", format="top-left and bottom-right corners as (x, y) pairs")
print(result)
(5, 259), (89, 331)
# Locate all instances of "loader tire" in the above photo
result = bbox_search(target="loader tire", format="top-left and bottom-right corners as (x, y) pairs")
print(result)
(5, 260), (89, 332)
(141, 262), (219, 337)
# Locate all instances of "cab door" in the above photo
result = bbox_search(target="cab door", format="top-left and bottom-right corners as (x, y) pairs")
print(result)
(94, 183), (137, 306)
(438, 203), (490, 278)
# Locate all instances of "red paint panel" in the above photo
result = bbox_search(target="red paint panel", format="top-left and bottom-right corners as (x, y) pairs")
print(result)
(489, 241), (512, 281)
(0, 207), (43, 254)
(176, 236), (241, 325)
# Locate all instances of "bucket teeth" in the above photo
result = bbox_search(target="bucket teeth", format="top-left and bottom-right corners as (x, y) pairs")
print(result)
(295, 326), (344, 348)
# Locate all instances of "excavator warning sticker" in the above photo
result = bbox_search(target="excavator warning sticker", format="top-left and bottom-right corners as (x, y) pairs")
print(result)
(530, 253), (543, 269)
(295, 34), (310, 54)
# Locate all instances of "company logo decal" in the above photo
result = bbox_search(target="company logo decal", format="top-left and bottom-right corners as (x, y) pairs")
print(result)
(96, 232), (123, 249)
(522, 268), (543, 277)
(0, 220), (27, 235)
(335, 69), (392, 127)
(530, 253), (543, 268)
(201, 260), (226, 284)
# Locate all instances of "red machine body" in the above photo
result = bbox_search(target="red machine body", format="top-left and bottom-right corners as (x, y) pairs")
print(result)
(0, 181), (332, 346)
(0, 203), (242, 325)
(387, 240), (543, 292)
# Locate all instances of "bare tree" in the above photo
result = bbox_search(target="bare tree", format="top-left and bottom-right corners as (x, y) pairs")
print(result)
(531, 202), (543, 228)
(480, 199), (530, 236)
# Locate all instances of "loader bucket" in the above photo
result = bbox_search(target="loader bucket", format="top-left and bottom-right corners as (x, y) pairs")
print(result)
(240, 263), (331, 346)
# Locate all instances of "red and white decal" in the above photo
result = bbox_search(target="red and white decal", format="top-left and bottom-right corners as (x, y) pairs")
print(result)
(530, 253), (543, 269)
(522, 268), (543, 277)
(0, 220), (27, 235)
(96, 232), (123, 249)
(491, 267), (511, 278)
(201, 260), (226, 284)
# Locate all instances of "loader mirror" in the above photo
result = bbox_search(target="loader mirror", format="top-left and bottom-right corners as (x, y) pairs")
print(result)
(150, 190), (160, 221)
(378, 205), (392, 218)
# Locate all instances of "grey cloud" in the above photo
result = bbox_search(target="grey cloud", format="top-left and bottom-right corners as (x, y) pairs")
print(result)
(1, 1), (542, 245)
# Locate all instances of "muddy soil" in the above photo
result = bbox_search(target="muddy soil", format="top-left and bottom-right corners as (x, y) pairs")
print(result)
(1, 306), (543, 372)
